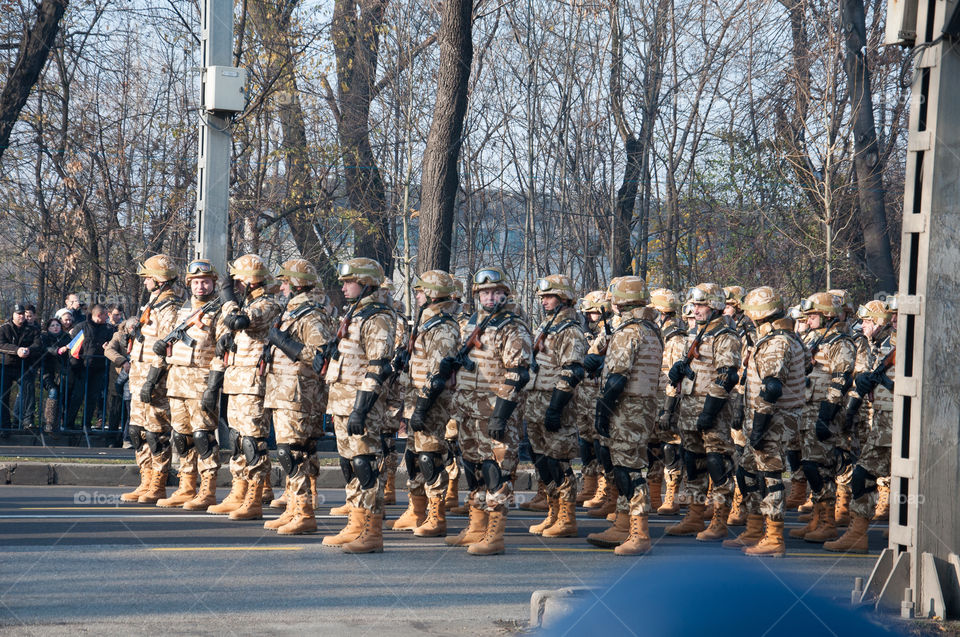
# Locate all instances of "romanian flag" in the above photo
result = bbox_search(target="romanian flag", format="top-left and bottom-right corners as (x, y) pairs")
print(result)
(68, 330), (85, 359)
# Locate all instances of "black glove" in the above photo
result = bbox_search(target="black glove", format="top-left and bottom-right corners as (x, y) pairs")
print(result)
(878, 372), (894, 392)
(152, 338), (169, 357)
(139, 366), (162, 403)
(582, 353), (605, 379)
(223, 311), (250, 331)
(215, 332), (235, 358)
(844, 394), (863, 431)
(658, 395), (680, 431)
(409, 395), (433, 433)
(487, 397), (517, 442)
(544, 389), (574, 432)
(668, 360), (690, 385)
(436, 356), (457, 382)
(594, 402), (611, 438)
(393, 348), (410, 374)
(696, 394), (726, 432)
(347, 390), (379, 436)
(268, 327), (304, 361)
(854, 371), (878, 397)
(732, 400), (745, 432)
(201, 370), (224, 415)
(749, 411), (773, 449)
(220, 275), (238, 305)
(594, 373), (628, 438)
(815, 400), (839, 441)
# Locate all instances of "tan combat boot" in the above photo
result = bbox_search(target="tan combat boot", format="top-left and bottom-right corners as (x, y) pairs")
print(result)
(577, 474), (599, 505)
(389, 494), (427, 531)
(658, 477), (682, 516)
(446, 505), (488, 546)
(835, 484), (851, 527)
(522, 483), (549, 512)
(543, 500), (578, 538)
(614, 514), (651, 556)
(823, 513), (869, 553)
(875, 483), (890, 521)
(156, 473), (197, 508)
(587, 483), (619, 518)
(183, 473), (218, 511)
(229, 476), (264, 520)
(804, 502), (839, 543)
(697, 505), (731, 541)
(383, 470), (397, 505)
(207, 478), (248, 515)
(727, 487), (746, 526)
(322, 506), (365, 547)
(277, 493), (317, 535)
(528, 497), (559, 535)
(785, 475), (808, 509)
(414, 496), (447, 537)
(330, 502), (352, 516)
(444, 476), (460, 511)
(586, 511), (630, 548)
(789, 502), (822, 538)
(342, 510), (384, 553)
(270, 479), (291, 509)
(744, 518), (786, 557)
(583, 475), (608, 508)
(138, 470), (169, 504)
(798, 493), (814, 515)
(722, 513), (764, 549)
(120, 465), (153, 503)
(665, 503), (707, 536)
(467, 507), (507, 555)
(264, 496), (296, 530)
(647, 477), (663, 513)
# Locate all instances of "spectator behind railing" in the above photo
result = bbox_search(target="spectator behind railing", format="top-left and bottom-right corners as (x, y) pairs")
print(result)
(14, 304), (42, 428)
(62, 305), (115, 431)
(41, 317), (71, 433)
(0, 304), (42, 433)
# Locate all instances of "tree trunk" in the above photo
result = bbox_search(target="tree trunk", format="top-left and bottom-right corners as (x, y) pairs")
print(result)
(839, 0), (898, 293)
(417, 0), (474, 272)
(0, 0), (68, 161)
(607, 1), (637, 277)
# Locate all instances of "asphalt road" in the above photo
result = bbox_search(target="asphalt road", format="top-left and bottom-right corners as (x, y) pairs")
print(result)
(0, 486), (883, 635)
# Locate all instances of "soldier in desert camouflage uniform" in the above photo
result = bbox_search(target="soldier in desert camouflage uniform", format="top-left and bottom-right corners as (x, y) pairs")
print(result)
(789, 292), (856, 544)
(650, 288), (687, 515)
(722, 287), (805, 556)
(525, 275), (588, 539)
(722, 286), (754, 527)
(664, 283), (742, 542)
(825, 299), (896, 553)
(206, 254), (282, 520)
(150, 260), (227, 510)
(118, 255), (181, 504)
(442, 279), (471, 514)
(443, 266), (532, 556)
(320, 258), (397, 553)
(379, 280), (407, 505)
(389, 270), (462, 537)
(260, 258), (335, 534)
(574, 291), (610, 507)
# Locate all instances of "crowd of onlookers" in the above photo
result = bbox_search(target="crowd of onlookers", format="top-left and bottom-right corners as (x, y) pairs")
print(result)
(0, 294), (131, 445)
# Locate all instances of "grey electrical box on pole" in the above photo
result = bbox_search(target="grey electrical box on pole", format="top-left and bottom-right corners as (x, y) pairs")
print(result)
(193, 0), (245, 279)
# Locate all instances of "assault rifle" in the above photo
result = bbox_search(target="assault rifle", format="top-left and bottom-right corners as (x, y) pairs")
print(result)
(530, 310), (560, 375)
(162, 298), (223, 354)
(447, 299), (507, 388)
(315, 286), (369, 377)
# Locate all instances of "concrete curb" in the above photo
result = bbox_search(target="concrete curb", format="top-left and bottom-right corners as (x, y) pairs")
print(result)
(0, 461), (538, 490)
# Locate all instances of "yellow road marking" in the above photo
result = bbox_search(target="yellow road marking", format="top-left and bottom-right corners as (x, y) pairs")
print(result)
(518, 547), (613, 552)
(517, 548), (874, 558)
(150, 547), (304, 552)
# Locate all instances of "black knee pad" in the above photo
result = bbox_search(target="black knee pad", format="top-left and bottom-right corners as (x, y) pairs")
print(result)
(646, 442), (663, 467)
(128, 425), (146, 451)
(613, 465), (646, 500)
(144, 431), (169, 455)
(596, 444), (614, 474)
(546, 456), (566, 486)
(418, 452), (443, 483)
(462, 459), (481, 491)
(735, 466), (760, 494)
(682, 448), (704, 480)
(481, 459), (504, 492)
(193, 430), (217, 459)
(350, 455), (379, 489)
(786, 449), (802, 472)
(762, 471), (785, 496)
(705, 452), (732, 486)
(662, 443), (681, 470)
(229, 428), (242, 461)
(277, 444), (295, 475)
(339, 455), (353, 483)
(801, 460), (825, 493)
(304, 438), (319, 455)
(533, 454), (552, 485)
(579, 438), (596, 464)
(850, 465), (877, 499)
(241, 436), (267, 464)
(403, 446), (419, 479)
(172, 431), (193, 455)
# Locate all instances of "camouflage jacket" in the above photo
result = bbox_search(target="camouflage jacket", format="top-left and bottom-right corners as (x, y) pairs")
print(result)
(744, 318), (806, 416)
(221, 287), (282, 397)
(805, 321), (856, 406)
(456, 300), (532, 401)
(603, 305), (662, 399)
(659, 314), (687, 398)
(165, 295), (227, 399)
(128, 289), (180, 398)
(403, 300), (461, 409)
(529, 305), (588, 394)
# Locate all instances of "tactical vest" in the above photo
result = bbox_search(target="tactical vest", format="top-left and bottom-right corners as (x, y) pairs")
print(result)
(618, 320), (663, 398)
(746, 329), (806, 413)
(684, 320), (738, 396)
(167, 301), (218, 369)
(455, 311), (519, 392)
(658, 318), (687, 394)
(223, 291), (275, 369)
(807, 328), (850, 402)
(408, 312), (458, 388)
(130, 294), (178, 368)
(530, 315), (582, 392)
(871, 333), (895, 414)
(269, 301), (320, 379)
(325, 302), (393, 386)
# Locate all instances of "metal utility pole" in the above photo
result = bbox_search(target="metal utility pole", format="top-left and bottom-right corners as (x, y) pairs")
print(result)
(862, 0), (960, 619)
(194, 0), (243, 278)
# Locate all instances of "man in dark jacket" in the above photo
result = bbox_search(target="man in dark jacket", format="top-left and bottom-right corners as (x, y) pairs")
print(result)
(63, 305), (116, 430)
(0, 304), (42, 431)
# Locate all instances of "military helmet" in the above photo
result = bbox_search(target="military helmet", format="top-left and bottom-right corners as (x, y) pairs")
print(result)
(472, 266), (511, 293)
(337, 257), (385, 287)
(137, 254), (177, 282)
(453, 278), (465, 301)
(229, 254), (271, 285)
(686, 283), (725, 311)
(276, 258), (318, 288)
(857, 300), (892, 327)
(580, 290), (611, 314)
(801, 291), (841, 318)
(788, 304), (804, 321)
(884, 294), (898, 312)
(185, 259), (218, 283)
(535, 274), (575, 302)
(650, 288), (679, 314)
(609, 276), (649, 306)
(828, 289), (855, 316)
(414, 270), (457, 300)
(723, 285), (745, 308)
(741, 286), (783, 323)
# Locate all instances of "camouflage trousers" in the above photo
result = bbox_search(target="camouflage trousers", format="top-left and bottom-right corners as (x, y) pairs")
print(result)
(273, 408), (321, 497)
(850, 410), (892, 520)
(526, 390), (579, 503)
(379, 399), (403, 476)
(677, 395), (736, 508)
(458, 415), (520, 513)
(226, 393), (271, 481)
(331, 413), (384, 513)
(574, 383), (601, 478)
(169, 397), (220, 477)
(404, 400), (450, 500)
(131, 394), (172, 476)
(445, 419), (460, 487)
(599, 396), (656, 517)
(740, 410), (791, 521)
(800, 400), (841, 505)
